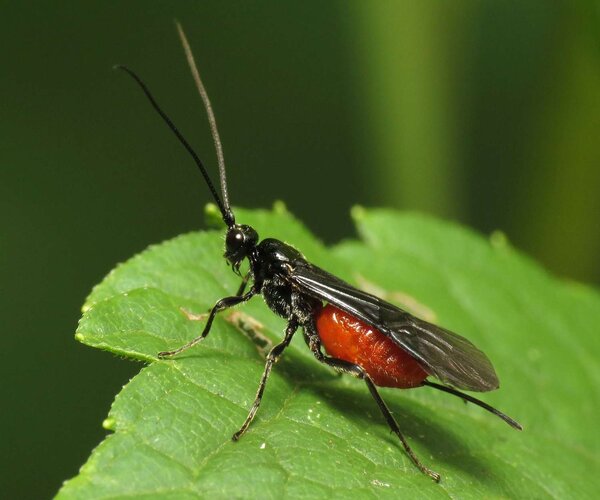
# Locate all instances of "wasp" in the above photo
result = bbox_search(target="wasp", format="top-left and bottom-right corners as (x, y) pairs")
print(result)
(116, 23), (521, 482)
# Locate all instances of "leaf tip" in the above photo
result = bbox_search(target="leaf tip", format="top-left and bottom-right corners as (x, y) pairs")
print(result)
(273, 200), (288, 214)
(102, 417), (116, 431)
(204, 202), (223, 227)
(74, 332), (85, 343)
(350, 205), (366, 221)
(489, 230), (510, 249)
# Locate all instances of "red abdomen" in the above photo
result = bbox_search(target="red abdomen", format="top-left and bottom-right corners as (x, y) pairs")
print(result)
(315, 304), (428, 388)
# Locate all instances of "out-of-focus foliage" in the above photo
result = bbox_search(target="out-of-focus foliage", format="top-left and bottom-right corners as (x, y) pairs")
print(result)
(352, 1), (600, 283)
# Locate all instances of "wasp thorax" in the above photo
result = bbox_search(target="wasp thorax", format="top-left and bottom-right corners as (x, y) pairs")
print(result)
(225, 224), (259, 264)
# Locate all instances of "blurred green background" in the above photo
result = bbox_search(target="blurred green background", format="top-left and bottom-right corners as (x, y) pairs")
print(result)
(1, 1), (598, 498)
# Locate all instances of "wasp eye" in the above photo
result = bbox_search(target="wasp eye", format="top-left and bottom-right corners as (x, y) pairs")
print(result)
(226, 229), (244, 253)
(225, 225), (258, 264)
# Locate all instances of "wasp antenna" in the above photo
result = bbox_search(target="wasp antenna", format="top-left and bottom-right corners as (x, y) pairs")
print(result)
(113, 64), (233, 226)
(422, 380), (523, 430)
(175, 21), (234, 227)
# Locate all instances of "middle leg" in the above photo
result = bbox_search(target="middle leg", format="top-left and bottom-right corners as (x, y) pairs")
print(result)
(232, 317), (299, 441)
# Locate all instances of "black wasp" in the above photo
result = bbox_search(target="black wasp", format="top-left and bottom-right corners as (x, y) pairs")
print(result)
(115, 23), (521, 482)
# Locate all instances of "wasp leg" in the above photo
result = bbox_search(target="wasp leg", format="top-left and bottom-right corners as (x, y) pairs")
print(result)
(232, 318), (298, 441)
(158, 287), (257, 359)
(176, 274), (252, 337)
(235, 272), (251, 297)
(303, 322), (441, 483)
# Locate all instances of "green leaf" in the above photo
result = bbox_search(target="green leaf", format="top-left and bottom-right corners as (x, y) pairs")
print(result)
(58, 206), (599, 498)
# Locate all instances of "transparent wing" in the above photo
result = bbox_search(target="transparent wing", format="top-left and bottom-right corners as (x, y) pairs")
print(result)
(291, 262), (499, 392)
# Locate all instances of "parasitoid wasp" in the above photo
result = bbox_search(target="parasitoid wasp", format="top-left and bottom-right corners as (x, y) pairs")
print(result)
(115, 23), (522, 482)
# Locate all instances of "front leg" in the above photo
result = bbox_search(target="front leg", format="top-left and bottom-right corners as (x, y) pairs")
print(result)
(235, 272), (251, 297)
(232, 317), (299, 441)
(178, 273), (253, 331)
(158, 287), (257, 358)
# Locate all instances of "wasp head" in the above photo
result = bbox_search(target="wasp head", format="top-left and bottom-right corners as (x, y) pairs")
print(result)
(224, 224), (258, 274)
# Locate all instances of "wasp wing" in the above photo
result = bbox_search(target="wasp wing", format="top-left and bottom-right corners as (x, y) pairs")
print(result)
(291, 262), (499, 392)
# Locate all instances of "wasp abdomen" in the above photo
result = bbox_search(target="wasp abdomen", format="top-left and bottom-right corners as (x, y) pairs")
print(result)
(316, 304), (428, 388)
